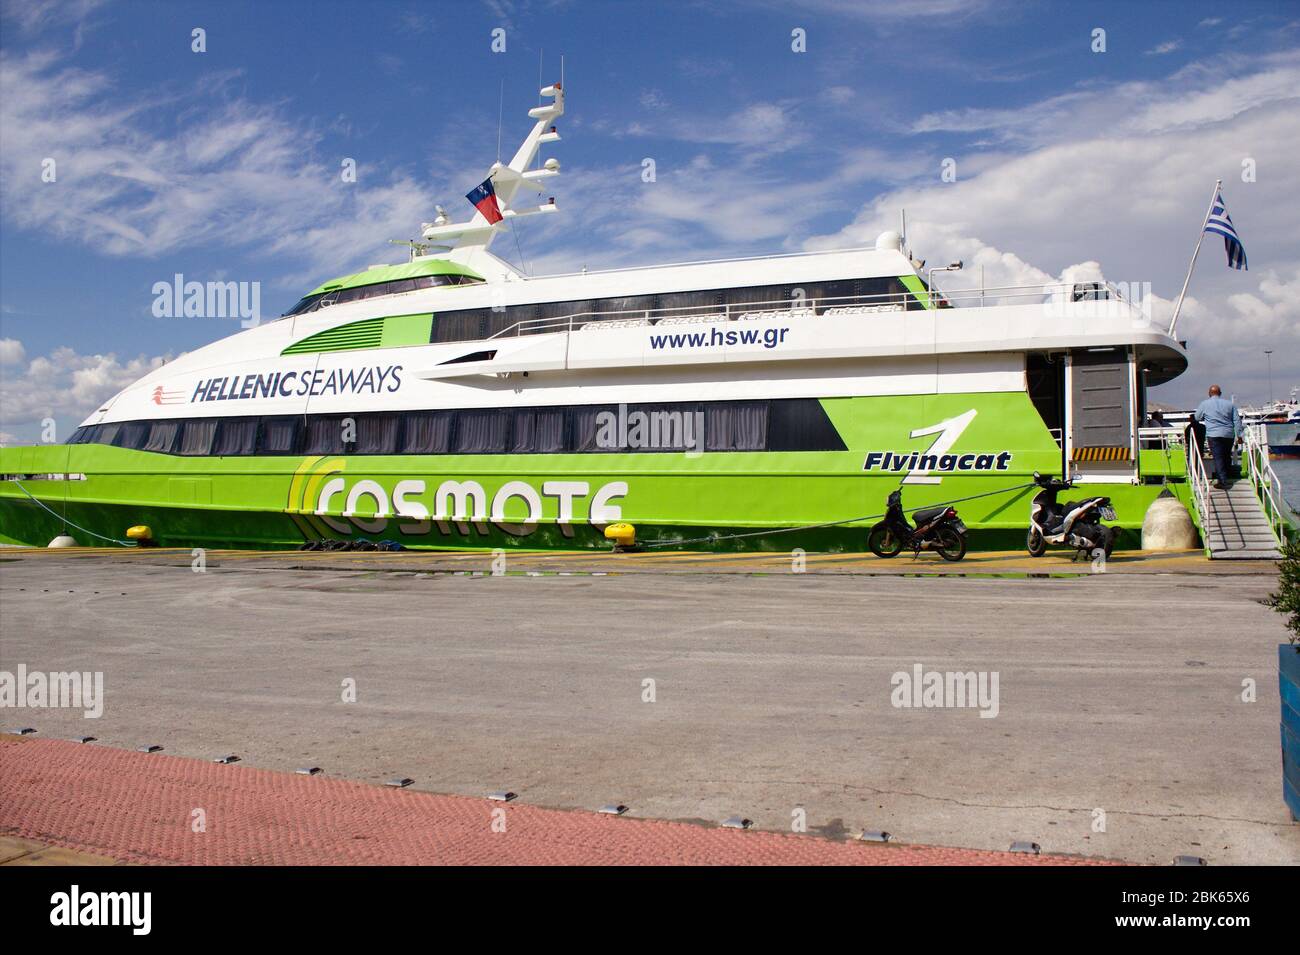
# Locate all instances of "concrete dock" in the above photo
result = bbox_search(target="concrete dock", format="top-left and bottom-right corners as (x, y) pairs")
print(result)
(0, 546), (1296, 864)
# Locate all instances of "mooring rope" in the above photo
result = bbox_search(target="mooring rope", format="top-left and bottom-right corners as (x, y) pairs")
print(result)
(10, 477), (1039, 552)
(640, 482), (1039, 549)
(11, 480), (137, 547)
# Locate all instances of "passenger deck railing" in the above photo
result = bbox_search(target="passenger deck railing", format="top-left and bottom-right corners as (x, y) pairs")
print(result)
(1242, 422), (1295, 547)
(1137, 424), (1187, 480)
(485, 281), (1136, 340)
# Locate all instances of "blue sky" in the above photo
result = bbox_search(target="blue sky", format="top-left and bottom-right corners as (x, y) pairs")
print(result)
(2, 0), (1298, 441)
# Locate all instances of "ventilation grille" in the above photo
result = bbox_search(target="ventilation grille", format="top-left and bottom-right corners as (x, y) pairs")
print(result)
(282, 317), (386, 355)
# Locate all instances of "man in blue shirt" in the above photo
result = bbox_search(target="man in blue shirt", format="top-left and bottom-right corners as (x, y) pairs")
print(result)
(1194, 385), (1242, 489)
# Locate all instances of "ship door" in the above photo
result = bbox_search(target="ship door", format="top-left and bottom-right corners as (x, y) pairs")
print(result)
(1065, 348), (1137, 484)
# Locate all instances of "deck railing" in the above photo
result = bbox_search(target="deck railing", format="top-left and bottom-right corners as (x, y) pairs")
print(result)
(485, 281), (1137, 340)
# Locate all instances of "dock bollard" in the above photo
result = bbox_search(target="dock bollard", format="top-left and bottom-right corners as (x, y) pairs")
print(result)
(604, 522), (637, 552)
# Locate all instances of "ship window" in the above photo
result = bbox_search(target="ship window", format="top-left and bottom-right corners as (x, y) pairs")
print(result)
(454, 410), (509, 453)
(143, 420), (181, 454)
(178, 419), (217, 456)
(282, 273), (484, 316)
(352, 413), (399, 454)
(213, 417), (259, 456)
(656, 289), (723, 314)
(725, 285), (780, 308)
(766, 398), (847, 451)
(512, 408), (566, 453)
(488, 308), (522, 337)
(283, 293), (324, 316)
(113, 421), (150, 450)
(432, 308), (488, 343)
(538, 299), (592, 321)
(332, 286), (367, 305)
(705, 401), (768, 451)
(400, 412), (452, 453)
(570, 405), (617, 452)
(597, 295), (655, 318)
(258, 416), (300, 453)
(303, 416), (346, 454)
(67, 399), (849, 458)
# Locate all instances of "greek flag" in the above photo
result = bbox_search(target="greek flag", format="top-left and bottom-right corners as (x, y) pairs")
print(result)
(1204, 186), (1247, 270)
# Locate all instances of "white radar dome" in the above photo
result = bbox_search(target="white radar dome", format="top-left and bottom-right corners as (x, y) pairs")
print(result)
(875, 231), (903, 252)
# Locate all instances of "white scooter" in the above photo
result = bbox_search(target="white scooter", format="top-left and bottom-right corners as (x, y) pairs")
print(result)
(1026, 471), (1118, 559)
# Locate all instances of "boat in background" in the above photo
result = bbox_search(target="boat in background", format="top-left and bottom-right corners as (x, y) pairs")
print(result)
(1243, 388), (1299, 459)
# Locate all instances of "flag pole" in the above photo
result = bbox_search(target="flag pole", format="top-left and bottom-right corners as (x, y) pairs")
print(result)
(1168, 178), (1220, 338)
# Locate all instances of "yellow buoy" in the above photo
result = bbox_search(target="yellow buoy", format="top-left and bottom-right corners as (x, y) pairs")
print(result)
(126, 525), (154, 542)
(603, 522), (636, 551)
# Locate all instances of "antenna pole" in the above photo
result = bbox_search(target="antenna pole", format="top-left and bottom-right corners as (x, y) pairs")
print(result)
(1168, 178), (1220, 338)
(497, 79), (504, 163)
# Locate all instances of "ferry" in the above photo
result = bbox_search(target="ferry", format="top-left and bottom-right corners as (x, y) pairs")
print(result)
(1243, 390), (1300, 460)
(0, 83), (1197, 552)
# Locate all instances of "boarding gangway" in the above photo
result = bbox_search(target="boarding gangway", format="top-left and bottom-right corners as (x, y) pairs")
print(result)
(1187, 423), (1285, 559)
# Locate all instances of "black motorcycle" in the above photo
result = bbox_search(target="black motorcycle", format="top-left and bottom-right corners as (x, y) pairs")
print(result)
(1026, 471), (1117, 559)
(868, 489), (968, 561)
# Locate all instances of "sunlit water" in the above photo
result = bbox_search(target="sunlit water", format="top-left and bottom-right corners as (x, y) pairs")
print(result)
(1272, 457), (1300, 516)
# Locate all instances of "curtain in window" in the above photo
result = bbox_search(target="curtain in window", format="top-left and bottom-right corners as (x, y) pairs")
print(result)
(303, 416), (345, 454)
(511, 409), (565, 453)
(453, 410), (508, 453)
(213, 418), (258, 456)
(399, 412), (452, 454)
(179, 419), (217, 456)
(143, 420), (181, 454)
(706, 402), (768, 451)
(112, 421), (150, 450)
(571, 406), (615, 452)
(353, 414), (399, 453)
(259, 417), (299, 453)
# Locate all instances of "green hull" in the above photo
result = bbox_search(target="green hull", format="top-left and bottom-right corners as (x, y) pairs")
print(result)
(0, 393), (1196, 552)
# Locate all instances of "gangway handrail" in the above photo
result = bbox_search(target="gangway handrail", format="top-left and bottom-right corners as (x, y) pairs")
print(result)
(1242, 422), (1295, 547)
(1184, 424), (1213, 557)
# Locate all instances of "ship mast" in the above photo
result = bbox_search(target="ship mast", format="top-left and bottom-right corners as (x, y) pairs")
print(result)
(417, 82), (565, 280)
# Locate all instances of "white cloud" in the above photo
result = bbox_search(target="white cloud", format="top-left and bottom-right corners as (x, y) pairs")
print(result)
(748, 0), (994, 21)
(0, 0), (107, 35)
(623, 101), (806, 154)
(804, 51), (1300, 406)
(0, 343), (172, 430)
(0, 338), (26, 365)
(0, 48), (440, 280)
(912, 50), (1300, 144)
(1146, 40), (1182, 56)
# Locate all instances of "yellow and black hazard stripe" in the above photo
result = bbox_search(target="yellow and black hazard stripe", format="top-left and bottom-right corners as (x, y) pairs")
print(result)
(1071, 445), (1133, 462)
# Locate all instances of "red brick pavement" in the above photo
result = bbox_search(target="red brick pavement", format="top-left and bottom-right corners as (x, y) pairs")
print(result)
(0, 737), (1121, 865)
